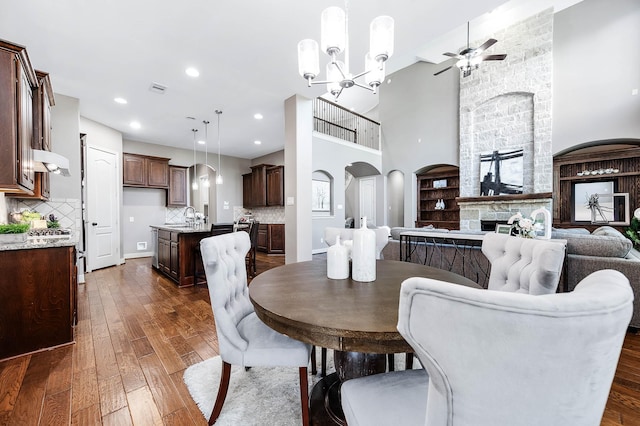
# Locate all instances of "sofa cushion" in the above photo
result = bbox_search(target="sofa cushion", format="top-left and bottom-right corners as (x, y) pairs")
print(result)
(553, 227), (632, 258)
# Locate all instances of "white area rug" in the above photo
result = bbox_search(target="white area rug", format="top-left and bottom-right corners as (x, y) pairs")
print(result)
(183, 350), (419, 425)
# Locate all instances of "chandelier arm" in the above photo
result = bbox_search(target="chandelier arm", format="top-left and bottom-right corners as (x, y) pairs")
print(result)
(352, 82), (374, 91)
(351, 69), (371, 80)
(333, 60), (348, 80)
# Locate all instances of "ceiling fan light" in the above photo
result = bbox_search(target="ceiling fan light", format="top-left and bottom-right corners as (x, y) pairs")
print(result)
(470, 56), (483, 66)
(321, 7), (346, 55)
(297, 39), (320, 79)
(370, 16), (394, 61)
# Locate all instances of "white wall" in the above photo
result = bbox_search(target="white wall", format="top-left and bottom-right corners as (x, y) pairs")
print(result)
(50, 94), (81, 200)
(378, 61), (460, 227)
(311, 134), (382, 252)
(552, 0), (640, 153)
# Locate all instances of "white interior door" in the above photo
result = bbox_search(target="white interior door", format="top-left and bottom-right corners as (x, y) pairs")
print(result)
(87, 146), (120, 271)
(359, 177), (376, 226)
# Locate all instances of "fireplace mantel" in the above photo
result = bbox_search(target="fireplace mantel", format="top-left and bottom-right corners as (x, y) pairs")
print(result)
(457, 192), (552, 204)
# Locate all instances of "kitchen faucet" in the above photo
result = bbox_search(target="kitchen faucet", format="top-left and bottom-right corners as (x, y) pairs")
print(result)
(184, 206), (196, 228)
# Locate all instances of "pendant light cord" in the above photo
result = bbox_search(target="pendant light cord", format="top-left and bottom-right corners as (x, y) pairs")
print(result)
(215, 110), (222, 184)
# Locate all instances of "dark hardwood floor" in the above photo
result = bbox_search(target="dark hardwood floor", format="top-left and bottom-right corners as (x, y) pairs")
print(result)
(0, 253), (639, 425)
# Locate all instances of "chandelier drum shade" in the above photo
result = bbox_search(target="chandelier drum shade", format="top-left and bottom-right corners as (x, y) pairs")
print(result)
(297, 5), (394, 100)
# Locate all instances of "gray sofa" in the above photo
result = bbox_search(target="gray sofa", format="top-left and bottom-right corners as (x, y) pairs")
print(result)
(381, 225), (640, 329)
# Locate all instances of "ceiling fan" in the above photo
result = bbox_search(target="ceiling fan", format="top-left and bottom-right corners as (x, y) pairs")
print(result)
(434, 22), (507, 77)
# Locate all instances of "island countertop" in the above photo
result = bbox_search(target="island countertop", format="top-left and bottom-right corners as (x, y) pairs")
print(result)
(150, 224), (211, 233)
(0, 238), (76, 252)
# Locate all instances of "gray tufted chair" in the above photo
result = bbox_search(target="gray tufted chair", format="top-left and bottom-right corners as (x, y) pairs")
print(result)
(481, 232), (566, 294)
(200, 232), (312, 425)
(341, 269), (634, 426)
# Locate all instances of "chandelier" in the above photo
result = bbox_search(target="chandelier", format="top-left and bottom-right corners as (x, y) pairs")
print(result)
(297, 4), (394, 100)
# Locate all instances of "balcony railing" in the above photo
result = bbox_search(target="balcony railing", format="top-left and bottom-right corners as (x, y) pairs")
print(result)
(313, 97), (380, 150)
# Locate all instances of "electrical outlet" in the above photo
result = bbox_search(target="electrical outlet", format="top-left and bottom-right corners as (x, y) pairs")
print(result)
(320, 238), (324, 243)
(136, 242), (147, 250)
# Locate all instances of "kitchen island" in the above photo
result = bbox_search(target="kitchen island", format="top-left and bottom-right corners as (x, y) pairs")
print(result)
(0, 240), (77, 360)
(150, 224), (212, 287)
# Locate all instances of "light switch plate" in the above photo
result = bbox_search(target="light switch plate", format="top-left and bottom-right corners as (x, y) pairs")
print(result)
(287, 197), (295, 205)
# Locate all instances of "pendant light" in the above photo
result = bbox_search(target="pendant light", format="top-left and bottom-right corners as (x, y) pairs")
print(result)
(191, 128), (199, 190)
(202, 120), (210, 187)
(215, 110), (223, 185)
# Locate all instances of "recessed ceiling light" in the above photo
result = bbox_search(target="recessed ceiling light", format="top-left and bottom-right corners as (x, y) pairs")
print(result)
(254, 113), (263, 120)
(185, 67), (200, 77)
(130, 121), (141, 129)
(254, 140), (262, 145)
(198, 139), (205, 145)
(114, 97), (127, 104)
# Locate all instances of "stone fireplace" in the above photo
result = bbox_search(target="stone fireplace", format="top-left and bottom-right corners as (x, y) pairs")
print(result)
(458, 9), (554, 231)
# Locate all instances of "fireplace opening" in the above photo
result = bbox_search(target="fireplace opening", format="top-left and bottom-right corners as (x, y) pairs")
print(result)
(481, 220), (509, 232)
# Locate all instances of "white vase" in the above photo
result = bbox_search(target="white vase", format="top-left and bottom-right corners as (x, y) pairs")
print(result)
(327, 235), (349, 279)
(352, 217), (376, 282)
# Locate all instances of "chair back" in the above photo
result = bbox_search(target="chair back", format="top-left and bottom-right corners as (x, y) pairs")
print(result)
(210, 223), (234, 236)
(248, 221), (260, 248)
(481, 233), (565, 294)
(200, 232), (253, 364)
(398, 269), (633, 426)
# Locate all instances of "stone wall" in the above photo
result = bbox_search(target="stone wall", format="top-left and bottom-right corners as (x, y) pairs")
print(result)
(459, 9), (554, 230)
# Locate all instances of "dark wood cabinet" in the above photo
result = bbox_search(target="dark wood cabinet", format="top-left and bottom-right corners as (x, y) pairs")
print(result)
(0, 245), (77, 360)
(267, 166), (284, 206)
(167, 166), (187, 207)
(0, 40), (37, 194)
(416, 166), (460, 229)
(268, 223), (285, 253)
(8, 70), (54, 200)
(553, 145), (640, 231)
(243, 165), (284, 208)
(251, 164), (271, 207)
(123, 153), (169, 188)
(257, 224), (268, 251)
(256, 223), (285, 254)
(154, 228), (210, 287)
(243, 173), (253, 207)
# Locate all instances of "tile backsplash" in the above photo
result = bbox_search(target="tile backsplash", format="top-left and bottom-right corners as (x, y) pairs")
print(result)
(7, 198), (82, 244)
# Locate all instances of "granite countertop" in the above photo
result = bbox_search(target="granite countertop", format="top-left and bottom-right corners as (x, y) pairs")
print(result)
(150, 224), (211, 233)
(0, 238), (77, 251)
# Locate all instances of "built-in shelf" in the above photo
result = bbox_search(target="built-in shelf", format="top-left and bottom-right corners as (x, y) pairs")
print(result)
(416, 166), (460, 229)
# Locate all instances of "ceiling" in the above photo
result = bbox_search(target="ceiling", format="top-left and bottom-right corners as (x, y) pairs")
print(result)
(0, 0), (580, 160)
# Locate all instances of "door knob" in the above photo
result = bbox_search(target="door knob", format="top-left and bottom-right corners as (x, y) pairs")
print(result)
(92, 222), (98, 226)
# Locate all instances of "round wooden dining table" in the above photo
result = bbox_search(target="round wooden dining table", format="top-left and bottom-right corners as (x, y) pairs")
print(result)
(249, 259), (480, 425)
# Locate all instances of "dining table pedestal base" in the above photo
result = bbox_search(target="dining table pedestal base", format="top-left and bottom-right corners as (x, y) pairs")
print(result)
(310, 351), (387, 425)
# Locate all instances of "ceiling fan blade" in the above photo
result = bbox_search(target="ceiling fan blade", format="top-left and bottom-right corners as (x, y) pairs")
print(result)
(443, 52), (461, 58)
(458, 47), (473, 56)
(482, 54), (507, 61)
(434, 65), (453, 76)
(477, 38), (497, 52)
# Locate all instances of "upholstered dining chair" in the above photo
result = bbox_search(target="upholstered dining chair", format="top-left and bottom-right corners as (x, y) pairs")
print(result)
(341, 269), (634, 426)
(481, 232), (566, 294)
(200, 232), (312, 425)
(193, 223), (235, 286)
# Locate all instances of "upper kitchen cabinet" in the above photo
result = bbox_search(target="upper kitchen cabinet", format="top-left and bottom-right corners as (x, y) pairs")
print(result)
(7, 69), (54, 200)
(242, 172), (252, 207)
(250, 164), (271, 207)
(167, 165), (187, 207)
(0, 39), (36, 194)
(266, 165), (284, 206)
(123, 153), (170, 188)
(244, 164), (284, 208)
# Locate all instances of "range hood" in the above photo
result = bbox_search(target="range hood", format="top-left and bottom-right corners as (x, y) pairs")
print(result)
(33, 149), (71, 177)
